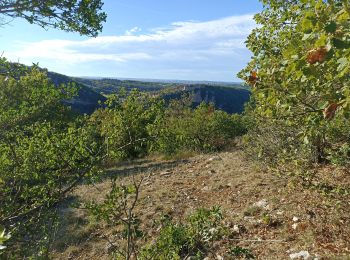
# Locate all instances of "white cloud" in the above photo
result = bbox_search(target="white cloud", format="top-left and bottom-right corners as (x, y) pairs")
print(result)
(125, 26), (142, 36)
(5, 14), (256, 80)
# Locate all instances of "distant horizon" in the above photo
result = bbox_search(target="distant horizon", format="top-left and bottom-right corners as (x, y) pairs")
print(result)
(2, 0), (262, 82)
(74, 75), (245, 84)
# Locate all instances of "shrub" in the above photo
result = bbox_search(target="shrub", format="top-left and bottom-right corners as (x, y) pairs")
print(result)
(239, 0), (350, 173)
(141, 206), (226, 259)
(152, 101), (247, 155)
(86, 178), (226, 260)
(0, 60), (102, 257)
(86, 177), (144, 260)
(93, 91), (246, 160)
(91, 89), (165, 160)
(228, 246), (255, 259)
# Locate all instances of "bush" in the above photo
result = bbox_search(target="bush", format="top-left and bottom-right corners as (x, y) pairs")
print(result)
(228, 246), (255, 259)
(141, 206), (226, 259)
(93, 91), (246, 161)
(91, 89), (165, 160)
(151, 101), (247, 155)
(86, 177), (227, 260)
(324, 117), (350, 167)
(0, 61), (102, 257)
(239, 0), (350, 173)
(86, 177), (144, 260)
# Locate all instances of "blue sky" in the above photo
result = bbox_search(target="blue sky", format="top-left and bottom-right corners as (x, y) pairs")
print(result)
(1, 0), (262, 82)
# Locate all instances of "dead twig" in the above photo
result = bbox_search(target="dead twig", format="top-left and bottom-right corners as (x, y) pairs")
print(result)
(229, 238), (287, 243)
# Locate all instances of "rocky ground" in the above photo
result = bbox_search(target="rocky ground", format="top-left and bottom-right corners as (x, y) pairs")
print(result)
(51, 149), (350, 259)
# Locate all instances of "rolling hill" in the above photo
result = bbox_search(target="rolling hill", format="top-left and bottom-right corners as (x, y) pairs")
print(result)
(161, 84), (250, 114)
(72, 77), (251, 114)
(43, 71), (251, 114)
(47, 72), (106, 114)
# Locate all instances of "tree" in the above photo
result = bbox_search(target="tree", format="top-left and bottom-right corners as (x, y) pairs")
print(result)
(91, 89), (165, 160)
(239, 0), (350, 168)
(0, 0), (107, 36)
(0, 0), (106, 256)
(0, 60), (104, 257)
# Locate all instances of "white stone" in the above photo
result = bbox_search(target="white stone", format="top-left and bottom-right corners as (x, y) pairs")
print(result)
(216, 255), (223, 260)
(208, 156), (222, 162)
(292, 223), (299, 230)
(201, 186), (210, 191)
(293, 216), (300, 222)
(254, 199), (268, 209)
(289, 250), (310, 259)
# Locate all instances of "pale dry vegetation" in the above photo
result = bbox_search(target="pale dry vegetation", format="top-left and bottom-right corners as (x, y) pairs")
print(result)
(51, 150), (350, 259)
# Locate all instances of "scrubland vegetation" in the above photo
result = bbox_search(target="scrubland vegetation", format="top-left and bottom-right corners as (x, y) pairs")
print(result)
(1, 0), (350, 259)
(0, 61), (246, 258)
(240, 0), (350, 194)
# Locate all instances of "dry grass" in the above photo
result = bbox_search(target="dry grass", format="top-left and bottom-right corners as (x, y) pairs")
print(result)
(50, 149), (350, 259)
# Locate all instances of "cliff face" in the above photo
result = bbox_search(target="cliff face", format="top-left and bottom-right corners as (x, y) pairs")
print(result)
(69, 76), (251, 114)
(46, 71), (250, 114)
(162, 85), (250, 114)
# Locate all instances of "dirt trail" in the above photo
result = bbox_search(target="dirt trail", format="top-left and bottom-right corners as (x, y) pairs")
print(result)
(52, 150), (350, 259)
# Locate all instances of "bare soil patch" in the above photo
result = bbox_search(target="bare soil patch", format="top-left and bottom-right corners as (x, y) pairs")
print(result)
(51, 150), (350, 259)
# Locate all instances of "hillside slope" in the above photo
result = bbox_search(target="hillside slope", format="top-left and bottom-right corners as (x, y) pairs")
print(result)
(162, 85), (250, 114)
(51, 150), (350, 259)
(74, 77), (251, 114)
(47, 72), (106, 114)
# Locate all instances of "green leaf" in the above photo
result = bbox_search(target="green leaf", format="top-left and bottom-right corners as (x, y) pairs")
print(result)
(0, 226), (10, 247)
(301, 11), (317, 33)
(301, 18), (313, 33)
(337, 57), (349, 71)
(325, 21), (337, 33)
(336, 10), (350, 23)
(332, 38), (350, 49)
(302, 33), (316, 41)
(315, 33), (328, 47)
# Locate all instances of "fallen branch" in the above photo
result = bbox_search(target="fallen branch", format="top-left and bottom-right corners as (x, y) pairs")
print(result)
(229, 238), (287, 243)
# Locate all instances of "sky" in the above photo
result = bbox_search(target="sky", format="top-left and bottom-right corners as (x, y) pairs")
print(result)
(0, 0), (262, 82)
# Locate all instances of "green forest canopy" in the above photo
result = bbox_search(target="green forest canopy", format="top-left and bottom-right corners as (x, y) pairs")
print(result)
(0, 0), (106, 36)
